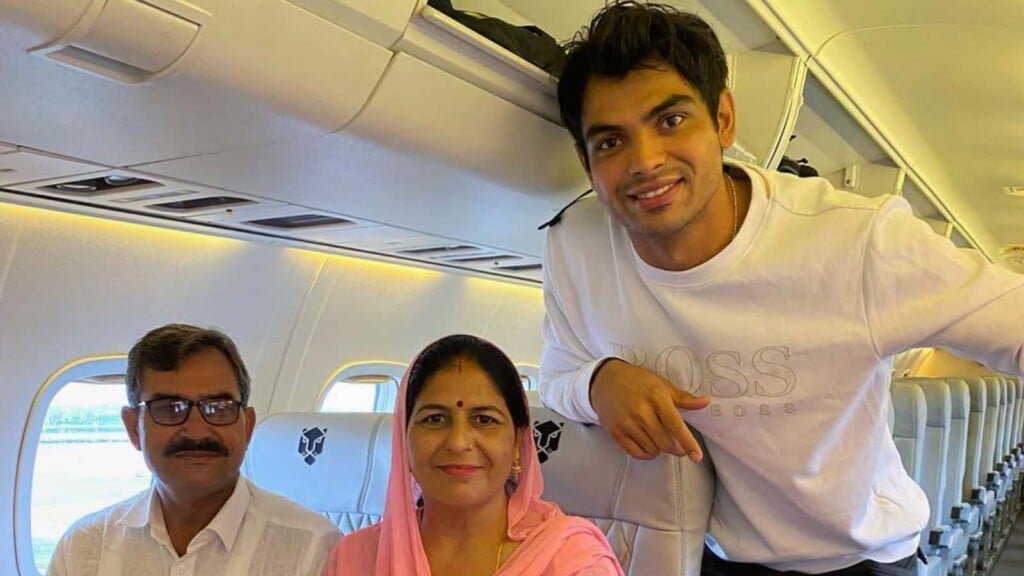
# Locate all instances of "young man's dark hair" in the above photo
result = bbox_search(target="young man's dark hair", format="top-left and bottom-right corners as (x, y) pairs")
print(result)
(558, 1), (729, 165)
(125, 323), (251, 407)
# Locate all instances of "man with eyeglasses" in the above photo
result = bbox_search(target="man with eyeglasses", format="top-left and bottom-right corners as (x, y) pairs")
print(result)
(47, 324), (340, 576)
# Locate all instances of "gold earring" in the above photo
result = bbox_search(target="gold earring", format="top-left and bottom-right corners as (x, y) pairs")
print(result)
(511, 455), (522, 481)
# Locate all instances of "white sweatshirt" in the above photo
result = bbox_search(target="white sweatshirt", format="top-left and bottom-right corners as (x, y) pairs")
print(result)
(539, 160), (1024, 573)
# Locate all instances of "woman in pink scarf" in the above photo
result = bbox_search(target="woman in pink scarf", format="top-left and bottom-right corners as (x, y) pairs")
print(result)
(325, 334), (623, 576)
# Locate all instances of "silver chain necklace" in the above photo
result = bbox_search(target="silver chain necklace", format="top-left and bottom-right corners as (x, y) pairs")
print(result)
(725, 172), (738, 240)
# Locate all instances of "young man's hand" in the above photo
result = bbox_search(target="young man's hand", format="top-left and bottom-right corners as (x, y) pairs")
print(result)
(590, 359), (710, 461)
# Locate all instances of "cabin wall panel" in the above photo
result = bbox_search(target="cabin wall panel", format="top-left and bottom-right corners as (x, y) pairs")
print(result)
(0, 202), (319, 569)
(272, 255), (546, 411)
(0, 200), (546, 573)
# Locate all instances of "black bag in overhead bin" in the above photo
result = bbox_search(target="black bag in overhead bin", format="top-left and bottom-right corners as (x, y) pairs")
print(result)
(427, 0), (567, 77)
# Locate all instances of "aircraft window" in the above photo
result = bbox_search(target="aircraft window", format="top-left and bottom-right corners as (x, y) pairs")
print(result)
(517, 364), (540, 391)
(318, 363), (405, 413)
(24, 370), (150, 575)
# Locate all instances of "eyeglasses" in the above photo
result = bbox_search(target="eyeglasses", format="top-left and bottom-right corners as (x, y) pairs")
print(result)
(137, 397), (244, 426)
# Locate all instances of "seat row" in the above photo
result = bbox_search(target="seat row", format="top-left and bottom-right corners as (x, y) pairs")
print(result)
(891, 375), (1023, 576)
(244, 406), (714, 575)
(239, 375), (1019, 576)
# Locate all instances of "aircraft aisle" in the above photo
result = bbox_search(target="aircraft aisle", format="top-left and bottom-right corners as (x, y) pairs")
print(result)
(992, 517), (1024, 576)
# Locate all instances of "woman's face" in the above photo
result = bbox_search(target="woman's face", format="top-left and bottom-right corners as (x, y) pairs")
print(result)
(407, 358), (522, 511)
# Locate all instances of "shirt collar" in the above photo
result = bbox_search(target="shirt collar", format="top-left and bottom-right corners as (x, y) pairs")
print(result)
(202, 476), (251, 552)
(116, 486), (156, 529)
(114, 476), (252, 553)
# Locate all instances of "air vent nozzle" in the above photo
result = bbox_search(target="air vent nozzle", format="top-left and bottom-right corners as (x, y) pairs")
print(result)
(397, 245), (478, 257)
(148, 196), (256, 213)
(446, 254), (520, 265)
(245, 214), (352, 229)
(496, 263), (542, 273)
(44, 175), (159, 195)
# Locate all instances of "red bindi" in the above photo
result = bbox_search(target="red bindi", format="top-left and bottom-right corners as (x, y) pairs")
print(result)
(456, 400), (464, 408)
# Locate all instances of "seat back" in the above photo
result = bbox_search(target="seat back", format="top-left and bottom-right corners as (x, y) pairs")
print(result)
(1011, 377), (1019, 448)
(963, 378), (987, 493)
(530, 406), (714, 576)
(891, 380), (928, 481)
(942, 379), (970, 513)
(905, 379), (951, 527)
(1001, 376), (1016, 458)
(981, 377), (1003, 471)
(1008, 377), (1022, 451)
(245, 409), (715, 576)
(244, 412), (390, 533)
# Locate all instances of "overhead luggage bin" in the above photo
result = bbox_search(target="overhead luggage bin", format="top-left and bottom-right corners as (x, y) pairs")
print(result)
(139, 50), (585, 257)
(0, 0), (393, 166)
(284, 0), (418, 49)
(342, 52), (581, 199)
(394, 1), (560, 123)
(730, 48), (808, 170)
(28, 0), (206, 83)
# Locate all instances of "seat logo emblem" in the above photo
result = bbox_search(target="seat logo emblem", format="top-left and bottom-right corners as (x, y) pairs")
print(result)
(298, 427), (327, 465)
(533, 420), (564, 464)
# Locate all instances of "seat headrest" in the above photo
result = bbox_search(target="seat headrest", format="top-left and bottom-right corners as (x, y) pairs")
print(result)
(529, 407), (714, 530)
(1004, 378), (1017, 403)
(244, 412), (391, 519)
(984, 377), (1003, 407)
(898, 378), (951, 427)
(919, 380), (951, 427)
(891, 381), (927, 438)
(945, 379), (970, 421)
(965, 377), (987, 413)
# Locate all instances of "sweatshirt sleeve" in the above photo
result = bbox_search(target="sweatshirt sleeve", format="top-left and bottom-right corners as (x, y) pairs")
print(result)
(863, 197), (1024, 377)
(538, 227), (615, 425)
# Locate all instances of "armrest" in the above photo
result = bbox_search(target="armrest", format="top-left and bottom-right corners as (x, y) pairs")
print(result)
(950, 502), (979, 533)
(928, 525), (953, 548)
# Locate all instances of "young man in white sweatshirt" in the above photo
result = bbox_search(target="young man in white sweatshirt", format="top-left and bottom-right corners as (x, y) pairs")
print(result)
(539, 2), (1024, 575)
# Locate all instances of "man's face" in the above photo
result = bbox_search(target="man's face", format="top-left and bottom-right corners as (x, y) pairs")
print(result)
(121, 347), (255, 499)
(578, 63), (735, 247)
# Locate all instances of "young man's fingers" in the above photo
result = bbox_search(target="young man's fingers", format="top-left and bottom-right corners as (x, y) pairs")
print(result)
(671, 387), (712, 411)
(656, 402), (703, 462)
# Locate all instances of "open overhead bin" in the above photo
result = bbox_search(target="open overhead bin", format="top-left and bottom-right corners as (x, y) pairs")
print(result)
(730, 48), (808, 170)
(0, 0), (393, 166)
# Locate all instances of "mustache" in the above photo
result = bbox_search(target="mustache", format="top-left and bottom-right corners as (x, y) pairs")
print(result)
(164, 437), (229, 457)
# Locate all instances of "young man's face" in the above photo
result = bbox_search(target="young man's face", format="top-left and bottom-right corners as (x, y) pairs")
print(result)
(578, 63), (735, 245)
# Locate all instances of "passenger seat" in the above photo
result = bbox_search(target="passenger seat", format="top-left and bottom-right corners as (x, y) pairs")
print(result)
(244, 409), (715, 575)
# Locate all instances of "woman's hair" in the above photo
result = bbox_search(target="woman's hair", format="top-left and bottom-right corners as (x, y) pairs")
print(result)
(405, 334), (529, 429)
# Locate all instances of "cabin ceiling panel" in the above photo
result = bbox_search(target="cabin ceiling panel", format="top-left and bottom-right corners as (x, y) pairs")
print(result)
(0, 149), (104, 186)
(761, 0), (1024, 262)
(136, 130), (568, 258)
(139, 52), (592, 258)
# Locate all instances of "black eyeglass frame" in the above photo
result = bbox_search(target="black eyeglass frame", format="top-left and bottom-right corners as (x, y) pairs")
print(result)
(136, 397), (246, 426)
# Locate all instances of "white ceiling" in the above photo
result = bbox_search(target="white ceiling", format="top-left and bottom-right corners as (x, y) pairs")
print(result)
(499, 0), (1024, 269)
(1, 0), (1021, 273)
(756, 0), (1024, 267)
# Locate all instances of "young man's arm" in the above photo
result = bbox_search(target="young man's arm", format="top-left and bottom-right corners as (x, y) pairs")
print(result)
(538, 238), (708, 460)
(537, 276), (611, 425)
(864, 197), (1024, 375)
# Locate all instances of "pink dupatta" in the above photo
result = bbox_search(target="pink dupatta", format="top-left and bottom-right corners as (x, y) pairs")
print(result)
(325, 347), (623, 576)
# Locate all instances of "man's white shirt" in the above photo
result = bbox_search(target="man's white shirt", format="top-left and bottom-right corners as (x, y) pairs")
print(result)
(46, 477), (340, 576)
